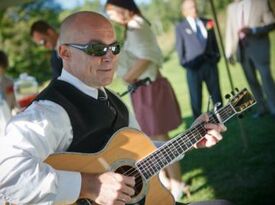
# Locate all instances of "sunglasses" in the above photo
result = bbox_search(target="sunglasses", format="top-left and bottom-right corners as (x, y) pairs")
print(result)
(65, 41), (120, 56)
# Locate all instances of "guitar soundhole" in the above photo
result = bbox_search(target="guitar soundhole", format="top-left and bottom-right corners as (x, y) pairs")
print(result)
(115, 165), (143, 197)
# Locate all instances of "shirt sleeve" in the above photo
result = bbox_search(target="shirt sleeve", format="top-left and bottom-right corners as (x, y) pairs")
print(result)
(262, 0), (275, 24)
(128, 111), (140, 130)
(0, 100), (81, 204)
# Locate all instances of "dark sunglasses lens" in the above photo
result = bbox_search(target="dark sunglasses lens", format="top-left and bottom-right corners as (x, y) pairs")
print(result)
(86, 43), (120, 56)
(111, 44), (120, 55)
(87, 43), (106, 56)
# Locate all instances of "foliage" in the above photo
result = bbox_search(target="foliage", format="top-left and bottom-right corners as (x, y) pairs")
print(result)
(0, 0), (61, 83)
(0, 0), (235, 83)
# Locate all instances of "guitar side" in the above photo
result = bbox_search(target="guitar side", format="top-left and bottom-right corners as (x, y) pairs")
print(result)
(45, 128), (175, 205)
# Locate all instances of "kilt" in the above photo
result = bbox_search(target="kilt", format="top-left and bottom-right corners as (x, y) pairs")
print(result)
(131, 75), (182, 137)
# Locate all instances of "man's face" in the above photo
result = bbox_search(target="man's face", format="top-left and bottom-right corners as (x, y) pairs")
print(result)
(182, 0), (197, 18)
(61, 21), (118, 88)
(32, 30), (55, 49)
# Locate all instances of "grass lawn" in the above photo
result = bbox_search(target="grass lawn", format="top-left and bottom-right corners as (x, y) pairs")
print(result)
(108, 32), (275, 205)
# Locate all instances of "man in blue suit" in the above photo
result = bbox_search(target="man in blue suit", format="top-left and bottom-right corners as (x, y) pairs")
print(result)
(175, 0), (223, 119)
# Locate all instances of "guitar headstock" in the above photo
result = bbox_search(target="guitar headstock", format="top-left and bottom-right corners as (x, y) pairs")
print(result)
(229, 88), (256, 114)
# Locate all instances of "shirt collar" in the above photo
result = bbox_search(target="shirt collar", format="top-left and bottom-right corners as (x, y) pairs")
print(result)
(186, 17), (199, 31)
(58, 69), (105, 99)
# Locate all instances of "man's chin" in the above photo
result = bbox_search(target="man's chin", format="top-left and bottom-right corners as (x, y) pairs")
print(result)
(100, 78), (113, 86)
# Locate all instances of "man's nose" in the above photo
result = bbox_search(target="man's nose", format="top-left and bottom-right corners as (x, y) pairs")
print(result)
(104, 49), (116, 58)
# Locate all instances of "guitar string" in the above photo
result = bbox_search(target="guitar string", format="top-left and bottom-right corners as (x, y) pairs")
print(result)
(119, 106), (232, 184)
(118, 106), (233, 188)
(131, 103), (248, 189)
(131, 103), (246, 189)
(121, 124), (214, 189)
(130, 105), (232, 176)
(120, 106), (232, 184)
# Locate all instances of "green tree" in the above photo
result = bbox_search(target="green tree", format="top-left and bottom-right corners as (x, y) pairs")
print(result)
(0, 0), (61, 83)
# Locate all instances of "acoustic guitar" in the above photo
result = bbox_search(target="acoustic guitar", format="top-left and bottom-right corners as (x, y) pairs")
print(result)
(45, 88), (256, 205)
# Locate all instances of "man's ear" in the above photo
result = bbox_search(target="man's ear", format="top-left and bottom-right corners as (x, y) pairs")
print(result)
(58, 45), (70, 61)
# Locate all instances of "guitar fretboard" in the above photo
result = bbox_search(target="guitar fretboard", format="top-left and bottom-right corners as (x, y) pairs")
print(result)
(136, 104), (236, 180)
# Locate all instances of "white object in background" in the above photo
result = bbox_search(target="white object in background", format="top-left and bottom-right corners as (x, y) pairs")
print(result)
(14, 73), (38, 109)
(0, 91), (11, 137)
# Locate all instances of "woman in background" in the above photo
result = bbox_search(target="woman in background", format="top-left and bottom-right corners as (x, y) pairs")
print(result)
(105, 0), (190, 200)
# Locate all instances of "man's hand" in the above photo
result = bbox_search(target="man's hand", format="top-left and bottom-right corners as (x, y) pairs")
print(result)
(192, 113), (227, 149)
(80, 172), (135, 205)
(227, 55), (236, 66)
(238, 27), (252, 40)
(239, 27), (252, 35)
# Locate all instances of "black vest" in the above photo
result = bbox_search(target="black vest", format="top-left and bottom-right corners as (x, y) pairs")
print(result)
(35, 80), (129, 153)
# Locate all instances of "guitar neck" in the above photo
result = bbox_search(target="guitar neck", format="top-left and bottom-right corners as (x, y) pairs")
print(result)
(136, 104), (236, 180)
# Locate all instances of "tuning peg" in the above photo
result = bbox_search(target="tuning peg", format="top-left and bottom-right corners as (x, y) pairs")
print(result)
(238, 114), (244, 119)
(235, 88), (239, 92)
(225, 94), (231, 99)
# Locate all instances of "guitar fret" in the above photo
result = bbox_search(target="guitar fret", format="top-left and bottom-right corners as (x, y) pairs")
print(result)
(136, 94), (252, 180)
(164, 142), (178, 160)
(170, 140), (181, 156)
(174, 138), (184, 153)
(190, 134), (198, 144)
(184, 135), (193, 148)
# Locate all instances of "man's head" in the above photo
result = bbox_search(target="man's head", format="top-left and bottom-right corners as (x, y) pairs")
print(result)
(30, 20), (59, 49)
(58, 11), (119, 88)
(181, 0), (198, 18)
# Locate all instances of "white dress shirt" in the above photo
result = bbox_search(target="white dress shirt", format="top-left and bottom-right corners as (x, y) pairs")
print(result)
(186, 16), (208, 39)
(0, 69), (139, 204)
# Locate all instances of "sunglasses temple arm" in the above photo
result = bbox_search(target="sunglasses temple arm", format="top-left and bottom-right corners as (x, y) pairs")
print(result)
(68, 44), (88, 50)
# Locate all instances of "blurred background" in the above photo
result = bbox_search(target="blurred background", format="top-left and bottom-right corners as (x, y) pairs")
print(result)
(0, 0), (275, 204)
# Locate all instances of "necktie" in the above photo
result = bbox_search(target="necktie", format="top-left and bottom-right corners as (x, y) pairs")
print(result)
(195, 20), (205, 45)
(98, 89), (107, 101)
(98, 89), (116, 115)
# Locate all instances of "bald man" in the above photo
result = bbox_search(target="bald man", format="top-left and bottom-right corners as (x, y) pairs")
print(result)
(0, 11), (232, 205)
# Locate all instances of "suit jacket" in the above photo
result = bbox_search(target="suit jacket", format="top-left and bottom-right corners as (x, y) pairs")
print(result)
(50, 50), (63, 79)
(175, 17), (220, 70)
(225, 0), (275, 58)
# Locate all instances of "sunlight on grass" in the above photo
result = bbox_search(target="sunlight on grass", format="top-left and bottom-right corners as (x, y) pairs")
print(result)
(107, 31), (275, 205)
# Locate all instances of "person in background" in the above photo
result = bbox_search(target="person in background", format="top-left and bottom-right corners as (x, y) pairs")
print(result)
(175, 0), (223, 120)
(225, 0), (275, 118)
(30, 20), (63, 79)
(0, 50), (16, 111)
(0, 50), (16, 138)
(0, 11), (233, 205)
(105, 0), (191, 200)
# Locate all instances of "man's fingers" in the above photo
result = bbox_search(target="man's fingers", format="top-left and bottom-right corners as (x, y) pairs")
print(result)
(120, 184), (135, 196)
(204, 123), (227, 133)
(123, 176), (135, 187)
(116, 192), (132, 203)
(114, 174), (135, 187)
(204, 134), (218, 147)
(192, 113), (209, 127)
(114, 173), (135, 197)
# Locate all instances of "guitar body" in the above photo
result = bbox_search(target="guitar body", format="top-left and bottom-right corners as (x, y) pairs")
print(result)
(45, 128), (175, 205)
